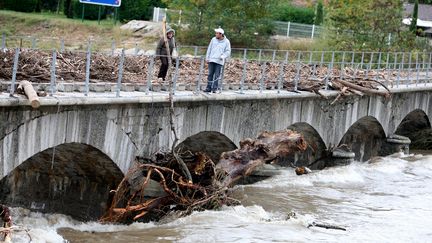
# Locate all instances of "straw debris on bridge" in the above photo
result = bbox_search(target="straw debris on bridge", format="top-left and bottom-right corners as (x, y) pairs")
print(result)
(0, 49), (392, 99)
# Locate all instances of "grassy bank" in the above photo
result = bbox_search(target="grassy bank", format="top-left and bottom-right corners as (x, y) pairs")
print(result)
(0, 10), (161, 51)
(0, 10), (322, 51)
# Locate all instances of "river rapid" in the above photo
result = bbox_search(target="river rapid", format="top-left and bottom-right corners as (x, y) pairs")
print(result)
(6, 151), (432, 243)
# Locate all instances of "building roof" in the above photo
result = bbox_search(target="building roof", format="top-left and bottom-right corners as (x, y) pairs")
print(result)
(404, 3), (432, 21)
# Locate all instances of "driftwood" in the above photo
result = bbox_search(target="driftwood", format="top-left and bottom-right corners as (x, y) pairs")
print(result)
(217, 130), (308, 187)
(0, 49), (396, 102)
(17, 80), (40, 108)
(100, 129), (307, 224)
(0, 205), (12, 242)
(333, 79), (390, 98)
(0, 226), (33, 243)
(307, 222), (347, 231)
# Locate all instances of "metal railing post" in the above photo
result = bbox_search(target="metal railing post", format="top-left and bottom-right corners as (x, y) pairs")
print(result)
(407, 52), (412, 86)
(146, 55), (155, 95)
(415, 52), (419, 85)
(134, 42), (139, 55)
(196, 56), (205, 93)
(319, 51), (324, 71)
(365, 52), (373, 80)
(426, 53), (431, 86)
(258, 49), (262, 63)
(340, 51), (346, 80)
(84, 45), (91, 96)
(50, 49), (57, 96)
(10, 48), (20, 96)
(240, 49), (247, 93)
(376, 52), (382, 81)
(325, 51), (334, 90)
(308, 51), (313, 65)
(240, 57), (247, 94)
(259, 60), (266, 93)
(194, 46), (198, 57)
(2, 33), (6, 49)
(294, 52), (301, 91)
(116, 49), (125, 97)
(397, 52), (405, 88)
(60, 38), (65, 52)
(277, 61), (285, 93)
(31, 37), (36, 49)
(111, 40), (116, 56)
(172, 58), (180, 95)
(386, 52), (391, 85)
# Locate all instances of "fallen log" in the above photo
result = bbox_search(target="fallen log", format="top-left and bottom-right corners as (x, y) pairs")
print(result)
(307, 222), (347, 231)
(333, 79), (390, 98)
(217, 129), (308, 187)
(17, 80), (40, 108)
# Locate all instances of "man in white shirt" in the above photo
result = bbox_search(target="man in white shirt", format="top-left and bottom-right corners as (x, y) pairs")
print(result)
(204, 27), (231, 93)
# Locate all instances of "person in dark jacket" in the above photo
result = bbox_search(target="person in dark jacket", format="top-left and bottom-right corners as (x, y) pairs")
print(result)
(156, 28), (176, 81)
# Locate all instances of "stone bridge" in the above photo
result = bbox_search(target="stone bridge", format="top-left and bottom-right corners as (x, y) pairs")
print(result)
(0, 85), (431, 220)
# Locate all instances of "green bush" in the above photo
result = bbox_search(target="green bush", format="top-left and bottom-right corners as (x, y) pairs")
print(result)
(40, 0), (60, 12)
(117, 0), (166, 22)
(2, 0), (37, 12)
(118, 0), (149, 22)
(271, 4), (315, 24)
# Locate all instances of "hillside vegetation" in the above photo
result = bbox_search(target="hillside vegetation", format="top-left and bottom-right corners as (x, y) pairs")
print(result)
(0, 10), (162, 50)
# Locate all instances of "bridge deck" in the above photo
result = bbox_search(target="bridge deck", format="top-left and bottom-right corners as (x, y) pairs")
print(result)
(1, 83), (432, 107)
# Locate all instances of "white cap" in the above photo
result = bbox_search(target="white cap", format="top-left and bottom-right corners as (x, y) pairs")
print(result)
(214, 27), (224, 35)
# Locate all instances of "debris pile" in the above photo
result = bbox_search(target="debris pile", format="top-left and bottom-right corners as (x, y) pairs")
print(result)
(0, 49), (394, 98)
(100, 129), (307, 224)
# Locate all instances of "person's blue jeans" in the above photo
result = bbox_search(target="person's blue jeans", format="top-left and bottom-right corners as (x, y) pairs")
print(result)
(206, 62), (222, 91)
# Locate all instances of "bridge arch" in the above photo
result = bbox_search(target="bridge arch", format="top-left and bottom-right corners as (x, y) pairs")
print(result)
(176, 131), (237, 164)
(395, 109), (431, 150)
(338, 116), (386, 162)
(0, 143), (123, 220)
(278, 122), (327, 168)
(395, 109), (431, 135)
(0, 111), (136, 177)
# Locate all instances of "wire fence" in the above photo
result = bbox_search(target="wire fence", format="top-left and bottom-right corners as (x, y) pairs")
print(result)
(273, 21), (324, 39)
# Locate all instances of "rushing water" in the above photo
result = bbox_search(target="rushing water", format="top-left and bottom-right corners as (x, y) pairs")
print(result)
(5, 151), (432, 243)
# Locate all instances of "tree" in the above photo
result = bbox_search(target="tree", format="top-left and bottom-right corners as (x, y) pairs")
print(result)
(2, 0), (37, 12)
(271, 3), (315, 24)
(325, 0), (419, 51)
(410, 0), (418, 33)
(314, 0), (324, 25)
(163, 0), (277, 47)
(64, 0), (73, 18)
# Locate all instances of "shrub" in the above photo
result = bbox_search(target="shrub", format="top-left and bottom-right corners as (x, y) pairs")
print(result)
(271, 4), (315, 25)
(118, 0), (148, 22)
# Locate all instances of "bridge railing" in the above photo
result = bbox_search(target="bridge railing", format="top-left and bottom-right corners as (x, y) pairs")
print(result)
(1, 42), (431, 97)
